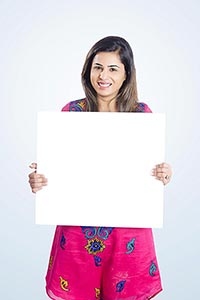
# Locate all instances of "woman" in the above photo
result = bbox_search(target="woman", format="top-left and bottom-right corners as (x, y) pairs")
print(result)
(29, 36), (172, 300)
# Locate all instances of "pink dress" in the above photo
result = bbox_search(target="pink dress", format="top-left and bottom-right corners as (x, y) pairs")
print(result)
(45, 99), (162, 300)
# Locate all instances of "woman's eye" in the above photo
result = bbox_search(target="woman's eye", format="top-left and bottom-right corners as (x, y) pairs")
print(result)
(110, 68), (117, 72)
(94, 66), (102, 70)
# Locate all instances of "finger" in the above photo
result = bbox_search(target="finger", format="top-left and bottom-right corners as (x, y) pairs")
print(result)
(155, 164), (168, 170)
(151, 168), (160, 177)
(29, 179), (48, 192)
(29, 172), (46, 180)
(155, 173), (165, 180)
(29, 177), (48, 188)
(153, 170), (169, 181)
(158, 162), (169, 168)
(29, 162), (37, 170)
(29, 178), (48, 185)
(28, 172), (37, 179)
(30, 181), (48, 188)
(155, 167), (168, 174)
(32, 186), (43, 193)
(28, 172), (47, 180)
(155, 163), (170, 171)
(152, 167), (168, 177)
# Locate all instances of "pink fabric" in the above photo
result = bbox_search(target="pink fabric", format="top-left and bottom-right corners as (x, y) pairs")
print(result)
(45, 100), (162, 300)
(46, 227), (162, 300)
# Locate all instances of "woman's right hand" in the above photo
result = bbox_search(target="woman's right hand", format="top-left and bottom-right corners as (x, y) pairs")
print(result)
(28, 163), (48, 193)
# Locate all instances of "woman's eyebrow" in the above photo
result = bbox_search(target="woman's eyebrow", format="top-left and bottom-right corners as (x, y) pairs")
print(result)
(94, 62), (120, 68)
(108, 64), (120, 68)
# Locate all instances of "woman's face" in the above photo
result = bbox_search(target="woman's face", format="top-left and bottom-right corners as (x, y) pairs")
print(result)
(90, 51), (126, 102)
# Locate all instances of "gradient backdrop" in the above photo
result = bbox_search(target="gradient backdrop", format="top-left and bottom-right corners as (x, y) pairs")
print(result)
(1, 0), (199, 299)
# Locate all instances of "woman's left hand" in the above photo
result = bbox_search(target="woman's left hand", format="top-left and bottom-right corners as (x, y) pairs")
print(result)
(152, 162), (172, 185)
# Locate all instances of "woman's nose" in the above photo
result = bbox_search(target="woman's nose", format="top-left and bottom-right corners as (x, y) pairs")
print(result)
(99, 69), (108, 80)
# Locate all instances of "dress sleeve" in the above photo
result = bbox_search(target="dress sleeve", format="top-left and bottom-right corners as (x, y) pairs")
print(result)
(136, 102), (152, 113)
(61, 102), (70, 112)
(143, 103), (152, 113)
(61, 99), (87, 112)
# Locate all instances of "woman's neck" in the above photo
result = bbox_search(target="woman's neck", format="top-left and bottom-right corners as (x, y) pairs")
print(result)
(97, 97), (117, 112)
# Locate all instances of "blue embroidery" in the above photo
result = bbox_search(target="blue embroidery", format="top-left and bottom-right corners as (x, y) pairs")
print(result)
(126, 238), (136, 254)
(69, 99), (86, 111)
(116, 280), (126, 292)
(81, 227), (97, 239)
(149, 261), (157, 276)
(97, 227), (113, 240)
(85, 238), (105, 254)
(81, 226), (113, 240)
(81, 226), (114, 266)
(60, 232), (66, 250)
(135, 102), (145, 112)
(94, 255), (102, 266)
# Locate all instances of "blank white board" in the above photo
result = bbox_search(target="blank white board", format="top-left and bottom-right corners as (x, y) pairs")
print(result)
(36, 112), (165, 228)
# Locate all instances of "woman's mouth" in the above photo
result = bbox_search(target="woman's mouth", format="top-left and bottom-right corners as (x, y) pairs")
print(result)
(98, 82), (112, 88)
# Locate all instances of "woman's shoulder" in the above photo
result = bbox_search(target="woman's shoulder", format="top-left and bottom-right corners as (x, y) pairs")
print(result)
(135, 102), (152, 113)
(62, 98), (87, 112)
(61, 99), (152, 112)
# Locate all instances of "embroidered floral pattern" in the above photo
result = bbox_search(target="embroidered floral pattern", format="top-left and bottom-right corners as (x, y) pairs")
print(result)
(85, 238), (105, 254)
(69, 99), (87, 111)
(81, 227), (114, 265)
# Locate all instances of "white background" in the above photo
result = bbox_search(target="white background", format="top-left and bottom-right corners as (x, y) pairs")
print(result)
(0, 0), (199, 299)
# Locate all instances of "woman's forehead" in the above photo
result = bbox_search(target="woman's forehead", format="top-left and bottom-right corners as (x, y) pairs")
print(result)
(92, 51), (123, 65)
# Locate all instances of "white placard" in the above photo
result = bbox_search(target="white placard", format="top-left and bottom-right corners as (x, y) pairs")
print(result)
(36, 112), (165, 228)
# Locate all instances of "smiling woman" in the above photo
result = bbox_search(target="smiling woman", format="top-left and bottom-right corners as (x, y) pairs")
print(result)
(28, 36), (172, 300)
(90, 52), (126, 111)
(81, 36), (138, 112)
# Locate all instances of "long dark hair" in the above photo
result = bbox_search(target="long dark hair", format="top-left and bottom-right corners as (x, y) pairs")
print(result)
(81, 36), (139, 112)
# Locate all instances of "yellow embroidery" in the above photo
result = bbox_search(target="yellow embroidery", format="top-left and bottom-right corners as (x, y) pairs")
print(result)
(49, 256), (53, 269)
(79, 100), (86, 109)
(95, 288), (101, 299)
(85, 238), (105, 255)
(59, 276), (69, 291)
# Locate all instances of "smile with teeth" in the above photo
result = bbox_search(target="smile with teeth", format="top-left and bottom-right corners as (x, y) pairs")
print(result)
(98, 82), (112, 88)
